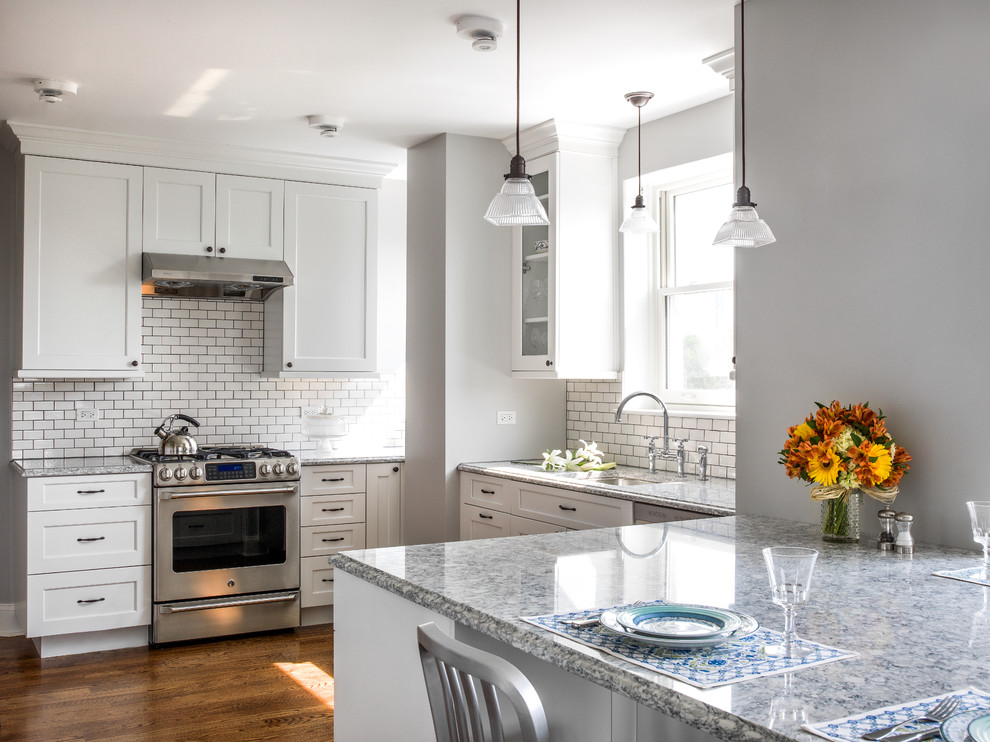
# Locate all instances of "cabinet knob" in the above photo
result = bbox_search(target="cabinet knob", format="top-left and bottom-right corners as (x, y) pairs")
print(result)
(545, 360), (553, 367)
(218, 247), (227, 254)
(131, 360), (139, 367)
(393, 466), (399, 473)
(286, 362), (293, 368)
(206, 246), (213, 253)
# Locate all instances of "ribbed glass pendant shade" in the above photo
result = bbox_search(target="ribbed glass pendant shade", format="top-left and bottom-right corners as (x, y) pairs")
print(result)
(712, 186), (776, 247)
(484, 176), (549, 226)
(619, 194), (659, 234)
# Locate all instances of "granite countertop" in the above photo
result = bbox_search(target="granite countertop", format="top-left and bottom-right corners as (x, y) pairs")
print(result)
(10, 456), (153, 478)
(332, 515), (990, 742)
(296, 447), (404, 466)
(459, 460), (735, 516)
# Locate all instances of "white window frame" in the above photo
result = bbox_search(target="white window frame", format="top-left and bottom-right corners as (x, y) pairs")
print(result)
(651, 173), (735, 415)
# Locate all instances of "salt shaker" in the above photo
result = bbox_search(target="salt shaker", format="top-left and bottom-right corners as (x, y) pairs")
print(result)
(894, 512), (915, 554)
(878, 508), (896, 551)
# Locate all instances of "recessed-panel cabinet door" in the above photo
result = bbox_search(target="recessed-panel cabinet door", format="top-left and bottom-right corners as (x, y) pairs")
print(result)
(276, 181), (377, 373)
(143, 168), (216, 256)
(21, 157), (143, 376)
(216, 174), (284, 260)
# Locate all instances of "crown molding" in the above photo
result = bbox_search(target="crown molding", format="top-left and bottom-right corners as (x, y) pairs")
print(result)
(702, 48), (736, 92)
(1, 122), (396, 188)
(501, 119), (625, 160)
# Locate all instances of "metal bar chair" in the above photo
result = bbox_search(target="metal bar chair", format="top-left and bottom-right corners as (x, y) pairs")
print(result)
(417, 622), (550, 742)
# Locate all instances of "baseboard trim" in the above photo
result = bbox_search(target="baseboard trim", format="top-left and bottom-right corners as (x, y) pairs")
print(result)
(0, 603), (23, 637)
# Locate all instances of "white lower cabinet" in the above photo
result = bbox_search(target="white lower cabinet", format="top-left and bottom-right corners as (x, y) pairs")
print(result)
(14, 473), (152, 657)
(459, 472), (634, 541)
(299, 462), (403, 622)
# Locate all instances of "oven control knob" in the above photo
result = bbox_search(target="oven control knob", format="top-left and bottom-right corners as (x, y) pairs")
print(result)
(174, 466), (187, 481)
(259, 464), (272, 476)
(287, 462), (299, 476)
(273, 463), (285, 476)
(189, 466), (203, 480)
(158, 468), (173, 481)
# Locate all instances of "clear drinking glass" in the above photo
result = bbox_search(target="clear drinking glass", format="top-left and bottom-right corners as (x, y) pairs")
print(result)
(762, 546), (819, 659)
(966, 501), (990, 579)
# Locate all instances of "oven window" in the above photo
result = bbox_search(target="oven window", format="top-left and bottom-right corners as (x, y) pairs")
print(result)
(172, 506), (287, 572)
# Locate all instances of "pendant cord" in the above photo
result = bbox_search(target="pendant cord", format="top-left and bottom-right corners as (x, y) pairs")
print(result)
(739, 0), (746, 189)
(516, 0), (522, 157)
(637, 105), (643, 196)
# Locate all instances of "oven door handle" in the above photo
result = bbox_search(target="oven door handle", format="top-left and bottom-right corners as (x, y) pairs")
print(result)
(160, 592), (299, 613)
(160, 485), (298, 499)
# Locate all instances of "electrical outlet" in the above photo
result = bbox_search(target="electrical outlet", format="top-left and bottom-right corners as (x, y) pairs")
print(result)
(302, 407), (320, 417)
(77, 408), (99, 421)
(497, 410), (516, 425)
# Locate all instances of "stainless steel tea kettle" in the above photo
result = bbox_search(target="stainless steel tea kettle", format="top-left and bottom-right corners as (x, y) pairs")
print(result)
(154, 414), (201, 455)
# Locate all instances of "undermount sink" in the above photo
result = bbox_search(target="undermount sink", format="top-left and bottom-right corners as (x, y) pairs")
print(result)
(595, 476), (655, 487)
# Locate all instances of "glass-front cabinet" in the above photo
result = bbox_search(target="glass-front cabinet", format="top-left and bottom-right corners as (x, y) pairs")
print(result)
(510, 123), (622, 378)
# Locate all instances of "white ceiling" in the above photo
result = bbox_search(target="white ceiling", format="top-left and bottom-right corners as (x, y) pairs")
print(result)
(0, 0), (734, 178)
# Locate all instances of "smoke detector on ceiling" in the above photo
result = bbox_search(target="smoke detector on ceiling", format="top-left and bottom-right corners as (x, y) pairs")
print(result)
(455, 16), (504, 52)
(307, 115), (344, 138)
(33, 78), (78, 103)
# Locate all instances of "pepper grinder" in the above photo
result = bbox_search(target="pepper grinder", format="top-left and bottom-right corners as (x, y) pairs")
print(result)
(894, 512), (915, 554)
(878, 508), (897, 551)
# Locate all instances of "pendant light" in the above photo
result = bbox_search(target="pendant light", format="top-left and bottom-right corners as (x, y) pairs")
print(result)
(712, 0), (776, 248)
(619, 91), (660, 234)
(483, 0), (549, 226)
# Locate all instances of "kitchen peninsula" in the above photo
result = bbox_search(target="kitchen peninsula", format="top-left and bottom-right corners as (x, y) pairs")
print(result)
(332, 515), (990, 742)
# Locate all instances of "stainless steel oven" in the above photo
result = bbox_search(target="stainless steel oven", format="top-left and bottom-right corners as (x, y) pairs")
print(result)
(131, 446), (301, 644)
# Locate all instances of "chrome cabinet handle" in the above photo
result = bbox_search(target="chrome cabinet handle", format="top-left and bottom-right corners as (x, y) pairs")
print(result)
(76, 536), (106, 542)
(76, 489), (106, 494)
(322, 507), (346, 512)
(77, 597), (106, 604)
(559, 505), (577, 512)
(322, 537), (345, 542)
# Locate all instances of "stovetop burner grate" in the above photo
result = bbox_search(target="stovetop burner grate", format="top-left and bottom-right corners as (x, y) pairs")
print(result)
(130, 445), (294, 464)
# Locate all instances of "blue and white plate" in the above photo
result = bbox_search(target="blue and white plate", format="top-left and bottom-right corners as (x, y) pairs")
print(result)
(968, 712), (990, 742)
(600, 607), (758, 648)
(614, 604), (742, 639)
(942, 710), (990, 742)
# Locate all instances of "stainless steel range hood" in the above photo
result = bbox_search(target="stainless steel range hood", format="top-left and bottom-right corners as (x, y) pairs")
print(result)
(142, 253), (294, 301)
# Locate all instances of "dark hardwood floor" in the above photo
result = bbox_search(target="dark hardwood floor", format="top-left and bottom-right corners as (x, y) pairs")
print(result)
(0, 625), (334, 741)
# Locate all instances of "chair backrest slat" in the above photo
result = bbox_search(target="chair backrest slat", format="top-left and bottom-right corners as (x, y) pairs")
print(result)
(417, 622), (550, 742)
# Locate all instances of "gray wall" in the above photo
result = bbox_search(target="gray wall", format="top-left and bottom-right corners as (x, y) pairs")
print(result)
(736, 0), (990, 549)
(405, 134), (566, 545)
(1, 149), (13, 608)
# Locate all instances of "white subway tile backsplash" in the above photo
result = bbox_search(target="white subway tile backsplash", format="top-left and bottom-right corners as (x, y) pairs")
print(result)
(10, 297), (405, 458)
(566, 379), (735, 480)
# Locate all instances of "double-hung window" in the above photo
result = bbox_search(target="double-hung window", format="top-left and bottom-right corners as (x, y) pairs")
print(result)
(655, 176), (735, 411)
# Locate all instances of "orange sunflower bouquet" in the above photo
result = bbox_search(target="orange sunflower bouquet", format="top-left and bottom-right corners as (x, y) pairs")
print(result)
(779, 401), (912, 540)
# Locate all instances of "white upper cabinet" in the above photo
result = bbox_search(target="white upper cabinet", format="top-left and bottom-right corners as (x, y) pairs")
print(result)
(144, 168), (284, 259)
(19, 156), (144, 377)
(509, 121), (622, 379)
(265, 181), (378, 375)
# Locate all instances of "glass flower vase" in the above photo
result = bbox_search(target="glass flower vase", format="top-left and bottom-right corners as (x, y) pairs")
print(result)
(820, 490), (861, 542)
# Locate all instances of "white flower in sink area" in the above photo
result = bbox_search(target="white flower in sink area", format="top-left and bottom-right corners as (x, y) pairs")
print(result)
(542, 440), (617, 472)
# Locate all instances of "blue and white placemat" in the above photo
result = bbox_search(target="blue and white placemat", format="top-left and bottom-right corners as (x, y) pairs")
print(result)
(520, 602), (856, 689)
(803, 687), (990, 742)
(933, 566), (990, 587)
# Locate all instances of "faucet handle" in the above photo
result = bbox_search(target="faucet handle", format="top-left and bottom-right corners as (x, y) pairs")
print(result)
(674, 438), (688, 449)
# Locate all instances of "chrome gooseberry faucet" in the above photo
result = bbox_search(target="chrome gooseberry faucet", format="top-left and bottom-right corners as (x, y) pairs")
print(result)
(615, 391), (677, 474)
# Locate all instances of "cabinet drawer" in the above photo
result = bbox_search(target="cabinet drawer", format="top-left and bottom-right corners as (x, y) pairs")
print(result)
(302, 465), (366, 495)
(514, 484), (633, 529)
(28, 474), (151, 511)
(28, 506), (150, 574)
(509, 514), (568, 537)
(300, 523), (366, 556)
(459, 504), (510, 541)
(26, 566), (151, 638)
(301, 493), (366, 527)
(301, 557), (335, 608)
(460, 474), (514, 511)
